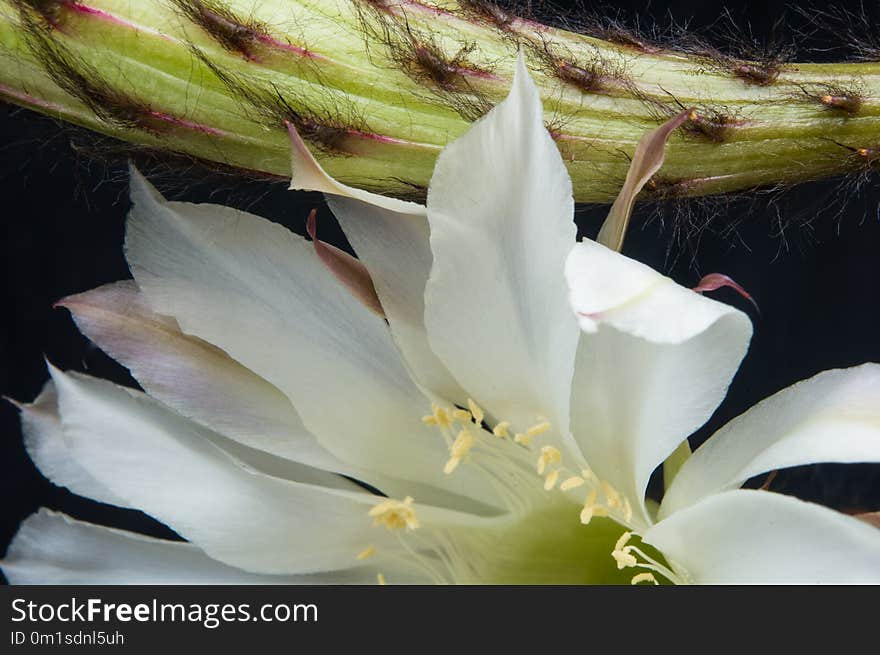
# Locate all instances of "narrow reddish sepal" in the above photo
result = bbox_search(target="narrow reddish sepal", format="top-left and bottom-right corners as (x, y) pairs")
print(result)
(693, 273), (760, 314)
(306, 209), (385, 317)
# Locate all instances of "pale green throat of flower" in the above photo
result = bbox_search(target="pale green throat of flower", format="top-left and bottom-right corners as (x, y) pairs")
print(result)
(356, 399), (679, 586)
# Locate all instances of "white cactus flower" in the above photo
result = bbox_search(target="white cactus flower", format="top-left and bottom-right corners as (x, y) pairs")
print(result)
(4, 56), (880, 585)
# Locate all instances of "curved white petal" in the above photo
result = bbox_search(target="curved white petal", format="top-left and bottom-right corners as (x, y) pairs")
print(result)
(59, 280), (347, 474)
(49, 367), (407, 574)
(644, 490), (880, 584)
(661, 364), (880, 517)
(567, 242), (752, 527)
(327, 196), (466, 403)
(49, 367), (491, 575)
(18, 381), (126, 507)
(124, 169), (500, 508)
(287, 122), (424, 216)
(1, 509), (405, 584)
(424, 53), (578, 441)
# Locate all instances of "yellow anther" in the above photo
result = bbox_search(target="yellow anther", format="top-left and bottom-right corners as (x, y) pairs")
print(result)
(444, 457), (462, 475)
(450, 428), (475, 458)
(453, 408), (472, 424)
(581, 468), (598, 484)
(612, 532), (637, 569)
(614, 531), (633, 552)
(421, 414), (438, 426)
(377, 573), (387, 585)
(622, 497), (633, 523)
(492, 421), (511, 438)
(543, 469), (560, 491)
(613, 549), (638, 569)
(579, 489), (609, 525)
(560, 476), (585, 491)
(601, 481), (621, 509)
(526, 421), (551, 437)
(369, 496), (419, 531)
(536, 445), (562, 475)
(580, 504), (608, 525)
(444, 429), (475, 475)
(631, 572), (658, 586)
(514, 432), (531, 446)
(467, 398), (485, 425)
(430, 403), (452, 427)
(356, 545), (376, 561)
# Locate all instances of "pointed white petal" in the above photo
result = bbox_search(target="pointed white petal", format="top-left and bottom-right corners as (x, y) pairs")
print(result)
(567, 242), (752, 527)
(59, 280), (347, 474)
(424, 53), (578, 439)
(124, 169), (500, 507)
(50, 367), (489, 575)
(644, 490), (880, 584)
(662, 364), (880, 517)
(19, 381), (126, 507)
(1, 509), (404, 584)
(49, 367), (406, 574)
(288, 122), (424, 216)
(327, 196), (466, 403)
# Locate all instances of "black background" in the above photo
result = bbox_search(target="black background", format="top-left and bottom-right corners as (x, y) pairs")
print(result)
(3, 0), (880, 584)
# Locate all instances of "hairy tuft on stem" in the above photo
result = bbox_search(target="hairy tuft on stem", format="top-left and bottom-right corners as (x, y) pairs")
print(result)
(3, 0), (880, 204)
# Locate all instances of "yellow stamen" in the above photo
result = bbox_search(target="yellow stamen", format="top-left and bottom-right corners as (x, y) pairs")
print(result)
(377, 573), (387, 585)
(543, 469), (560, 491)
(430, 403), (452, 427)
(526, 421), (551, 437)
(356, 545), (376, 561)
(622, 497), (633, 523)
(631, 572), (658, 586)
(612, 531), (637, 569)
(560, 476), (585, 491)
(369, 496), (419, 531)
(536, 445), (562, 475)
(514, 432), (531, 446)
(453, 408), (472, 424)
(467, 398), (485, 425)
(421, 414), (438, 425)
(601, 481), (621, 509)
(492, 421), (511, 438)
(579, 489), (609, 525)
(444, 428), (475, 475)
(581, 468), (598, 484)
(444, 457), (462, 475)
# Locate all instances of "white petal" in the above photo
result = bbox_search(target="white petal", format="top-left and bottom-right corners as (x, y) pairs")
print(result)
(2, 509), (401, 584)
(566, 239), (752, 343)
(59, 280), (347, 474)
(49, 367), (411, 575)
(327, 196), (466, 402)
(424, 53), (578, 438)
(644, 490), (880, 584)
(287, 122), (424, 216)
(124, 169), (500, 508)
(661, 364), (880, 517)
(18, 381), (126, 507)
(567, 242), (752, 527)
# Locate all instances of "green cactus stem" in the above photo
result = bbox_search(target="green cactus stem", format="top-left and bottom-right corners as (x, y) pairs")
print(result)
(2, 0), (880, 202)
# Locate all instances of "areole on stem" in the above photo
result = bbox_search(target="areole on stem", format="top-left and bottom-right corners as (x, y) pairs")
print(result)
(2, 0), (880, 202)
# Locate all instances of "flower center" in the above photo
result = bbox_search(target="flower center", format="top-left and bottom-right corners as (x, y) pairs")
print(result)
(356, 399), (685, 584)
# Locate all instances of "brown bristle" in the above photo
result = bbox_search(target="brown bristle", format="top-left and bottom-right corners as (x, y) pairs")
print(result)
(684, 110), (744, 143)
(192, 46), (362, 154)
(13, 0), (70, 28)
(458, 0), (516, 31)
(731, 61), (781, 86)
(170, 0), (267, 59)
